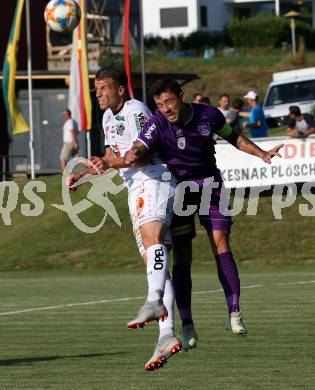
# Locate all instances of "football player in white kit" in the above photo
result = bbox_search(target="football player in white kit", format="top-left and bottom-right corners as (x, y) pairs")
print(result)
(67, 68), (181, 371)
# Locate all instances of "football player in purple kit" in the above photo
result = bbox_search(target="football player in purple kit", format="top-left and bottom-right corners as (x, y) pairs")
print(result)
(125, 78), (283, 347)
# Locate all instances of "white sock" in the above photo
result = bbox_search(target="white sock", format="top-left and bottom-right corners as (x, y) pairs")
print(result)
(159, 279), (174, 339)
(146, 244), (168, 302)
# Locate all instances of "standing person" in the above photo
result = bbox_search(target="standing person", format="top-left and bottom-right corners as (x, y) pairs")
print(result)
(218, 94), (230, 117)
(66, 68), (181, 371)
(125, 79), (283, 346)
(226, 97), (244, 134)
(200, 96), (211, 105)
(59, 109), (79, 172)
(241, 90), (268, 138)
(286, 105), (315, 138)
(193, 93), (203, 104)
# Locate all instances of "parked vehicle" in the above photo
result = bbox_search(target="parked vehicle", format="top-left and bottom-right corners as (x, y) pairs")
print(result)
(263, 67), (315, 128)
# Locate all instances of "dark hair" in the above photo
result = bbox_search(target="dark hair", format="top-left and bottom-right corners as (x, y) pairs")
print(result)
(95, 67), (128, 88)
(150, 78), (182, 97)
(193, 92), (202, 99)
(289, 105), (301, 116)
(232, 97), (244, 110)
(200, 96), (211, 105)
(219, 93), (230, 100)
(65, 108), (71, 116)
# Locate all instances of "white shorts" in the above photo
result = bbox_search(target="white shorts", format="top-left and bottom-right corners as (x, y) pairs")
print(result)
(127, 169), (177, 256)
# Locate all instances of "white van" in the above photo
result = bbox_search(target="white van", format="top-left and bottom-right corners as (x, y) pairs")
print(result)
(263, 67), (315, 127)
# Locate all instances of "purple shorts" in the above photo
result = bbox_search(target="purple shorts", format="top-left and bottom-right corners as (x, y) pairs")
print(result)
(171, 178), (232, 242)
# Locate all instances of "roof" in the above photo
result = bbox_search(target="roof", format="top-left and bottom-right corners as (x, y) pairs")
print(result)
(272, 68), (315, 83)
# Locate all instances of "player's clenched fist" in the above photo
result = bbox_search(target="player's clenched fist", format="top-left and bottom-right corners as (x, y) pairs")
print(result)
(66, 172), (82, 190)
(90, 156), (108, 173)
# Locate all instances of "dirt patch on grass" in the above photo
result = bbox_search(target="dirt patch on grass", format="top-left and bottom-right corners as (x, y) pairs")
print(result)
(46, 249), (92, 263)
(302, 259), (315, 265)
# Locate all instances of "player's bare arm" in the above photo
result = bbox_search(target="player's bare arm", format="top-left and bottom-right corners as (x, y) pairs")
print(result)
(71, 129), (79, 150)
(220, 124), (283, 165)
(66, 147), (130, 189)
(125, 140), (150, 165)
(90, 147), (130, 172)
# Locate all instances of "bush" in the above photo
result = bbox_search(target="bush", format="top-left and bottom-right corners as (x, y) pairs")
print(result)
(227, 13), (315, 49)
(181, 30), (232, 52)
(295, 21), (315, 50)
(144, 14), (315, 53)
(144, 30), (231, 53)
(227, 14), (289, 48)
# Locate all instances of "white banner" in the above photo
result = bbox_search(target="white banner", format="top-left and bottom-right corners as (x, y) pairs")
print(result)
(215, 136), (315, 188)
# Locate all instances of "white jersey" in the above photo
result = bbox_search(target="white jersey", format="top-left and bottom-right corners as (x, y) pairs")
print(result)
(63, 118), (78, 143)
(102, 99), (176, 255)
(102, 99), (166, 184)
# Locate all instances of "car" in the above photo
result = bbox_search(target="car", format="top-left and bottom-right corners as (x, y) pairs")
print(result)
(263, 67), (315, 128)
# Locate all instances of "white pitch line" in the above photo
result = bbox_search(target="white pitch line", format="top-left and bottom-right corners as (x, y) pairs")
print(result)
(277, 280), (315, 286)
(192, 284), (264, 295)
(0, 296), (144, 317)
(0, 281), (312, 317)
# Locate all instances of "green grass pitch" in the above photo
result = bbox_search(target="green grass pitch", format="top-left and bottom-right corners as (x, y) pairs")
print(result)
(0, 268), (314, 390)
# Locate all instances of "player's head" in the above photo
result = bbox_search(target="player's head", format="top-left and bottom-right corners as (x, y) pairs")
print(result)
(218, 94), (230, 110)
(193, 93), (202, 103)
(289, 105), (301, 118)
(150, 78), (185, 124)
(244, 90), (258, 106)
(232, 97), (244, 111)
(95, 68), (128, 112)
(62, 108), (71, 120)
(200, 96), (211, 105)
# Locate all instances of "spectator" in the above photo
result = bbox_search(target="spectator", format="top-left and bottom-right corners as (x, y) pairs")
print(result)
(240, 90), (268, 138)
(200, 96), (211, 105)
(226, 97), (244, 134)
(286, 106), (315, 138)
(218, 94), (230, 117)
(193, 93), (203, 104)
(59, 109), (79, 172)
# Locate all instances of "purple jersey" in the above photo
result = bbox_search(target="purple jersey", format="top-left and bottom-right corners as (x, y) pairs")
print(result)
(138, 103), (226, 181)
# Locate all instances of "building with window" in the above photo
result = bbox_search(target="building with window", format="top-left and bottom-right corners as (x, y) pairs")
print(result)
(142, 0), (315, 38)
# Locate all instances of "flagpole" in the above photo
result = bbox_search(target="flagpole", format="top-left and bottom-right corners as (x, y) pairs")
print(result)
(82, 0), (91, 158)
(139, 0), (146, 104)
(25, 0), (35, 179)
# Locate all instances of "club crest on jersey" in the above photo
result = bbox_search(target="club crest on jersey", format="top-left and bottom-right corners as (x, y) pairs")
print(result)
(177, 137), (186, 150)
(198, 123), (210, 136)
(116, 123), (125, 136)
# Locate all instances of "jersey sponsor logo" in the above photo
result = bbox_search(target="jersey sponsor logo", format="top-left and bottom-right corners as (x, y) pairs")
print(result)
(198, 123), (211, 136)
(134, 113), (149, 134)
(154, 246), (164, 270)
(177, 137), (186, 150)
(144, 123), (156, 139)
(116, 123), (125, 136)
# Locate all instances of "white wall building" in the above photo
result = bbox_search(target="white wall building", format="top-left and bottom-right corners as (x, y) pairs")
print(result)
(142, 0), (229, 38)
(142, 0), (315, 38)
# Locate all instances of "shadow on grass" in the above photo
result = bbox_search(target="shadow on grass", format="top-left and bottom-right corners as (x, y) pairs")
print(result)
(0, 352), (130, 366)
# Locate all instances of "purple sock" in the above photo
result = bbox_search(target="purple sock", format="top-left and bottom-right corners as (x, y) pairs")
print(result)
(172, 265), (193, 327)
(215, 251), (240, 313)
